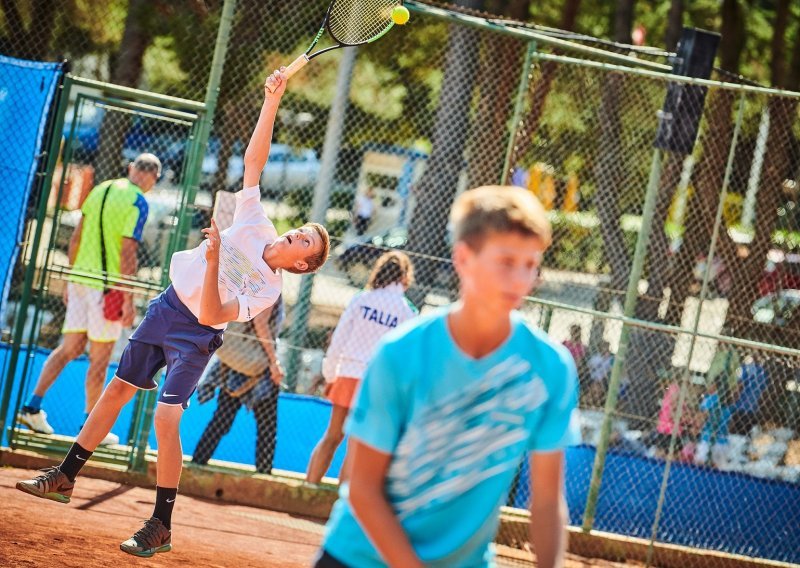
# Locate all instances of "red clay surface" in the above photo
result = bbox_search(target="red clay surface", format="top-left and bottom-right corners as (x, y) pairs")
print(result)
(0, 467), (323, 567)
(0, 466), (643, 567)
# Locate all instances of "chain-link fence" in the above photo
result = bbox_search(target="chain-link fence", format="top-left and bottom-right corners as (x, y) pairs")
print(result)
(3, 0), (800, 565)
(1, 73), (205, 469)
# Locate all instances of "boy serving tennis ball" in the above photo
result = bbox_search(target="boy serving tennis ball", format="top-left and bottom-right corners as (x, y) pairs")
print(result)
(16, 68), (330, 557)
(315, 186), (580, 568)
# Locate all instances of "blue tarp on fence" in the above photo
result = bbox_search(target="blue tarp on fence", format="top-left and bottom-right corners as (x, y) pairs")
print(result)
(2, 344), (798, 563)
(0, 55), (63, 322)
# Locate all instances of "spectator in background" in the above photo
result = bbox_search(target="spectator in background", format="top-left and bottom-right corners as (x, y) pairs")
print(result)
(306, 251), (417, 485)
(353, 187), (375, 236)
(563, 324), (587, 365)
(694, 376), (732, 468)
(16, 153), (161, 445)
(192, 296), (285, 474)
(563, 324), (587, 393)
(729, 354), (769, 436)
(705, 337), (741, 426)
(587, 340), (613, 406)
(652, 369), (692, 458)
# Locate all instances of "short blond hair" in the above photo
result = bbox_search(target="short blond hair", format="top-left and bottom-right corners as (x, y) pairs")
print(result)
(286, 222), (330, 274)
(450, 185), (552, 250)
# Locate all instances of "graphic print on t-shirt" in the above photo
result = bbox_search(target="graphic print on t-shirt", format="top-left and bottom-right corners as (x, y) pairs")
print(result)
(386, 355), (548, 519)
(212, 234), (270, 297)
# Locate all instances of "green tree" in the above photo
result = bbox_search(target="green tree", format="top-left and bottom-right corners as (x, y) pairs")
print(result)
(0, 0), (56, 59)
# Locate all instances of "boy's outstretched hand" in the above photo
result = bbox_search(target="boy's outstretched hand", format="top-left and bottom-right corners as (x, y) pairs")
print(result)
(264, 67), (288, 99)
(202, 218), (221, 262)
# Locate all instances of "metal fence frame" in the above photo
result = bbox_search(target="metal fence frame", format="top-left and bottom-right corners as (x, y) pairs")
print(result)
(2, 0), (799, 563)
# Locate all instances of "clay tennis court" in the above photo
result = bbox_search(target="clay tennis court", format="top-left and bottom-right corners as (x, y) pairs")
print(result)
(0, 466), (644, 567)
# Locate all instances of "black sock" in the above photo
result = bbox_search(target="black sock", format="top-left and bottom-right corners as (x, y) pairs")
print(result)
(59, 443), (93, 482)
(152, 487), (177, 530)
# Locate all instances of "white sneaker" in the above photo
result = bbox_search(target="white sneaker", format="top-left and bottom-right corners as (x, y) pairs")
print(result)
(17, 409), (54, 435)
(100, 432), (120, 446)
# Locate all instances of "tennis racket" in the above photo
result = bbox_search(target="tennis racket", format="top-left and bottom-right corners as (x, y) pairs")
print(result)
(266, 0), (401, 92)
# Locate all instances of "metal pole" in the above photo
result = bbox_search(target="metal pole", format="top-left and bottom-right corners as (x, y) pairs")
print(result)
(286, 47), (357, 391)
(0, 72), (72, 442)
(404, 0), (671, 73)
(529, 51), (800, 100)
(645, 92), (746, 566)
(582, 148), (664, 531)
(69, 76), (206, 112)
(501, 40), (537, 186)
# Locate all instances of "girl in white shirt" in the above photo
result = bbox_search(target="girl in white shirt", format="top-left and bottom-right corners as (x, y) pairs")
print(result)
(306, 251), (417, 484)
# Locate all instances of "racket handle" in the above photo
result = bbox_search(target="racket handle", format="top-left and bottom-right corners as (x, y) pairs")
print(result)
(265, 54), (309, 93)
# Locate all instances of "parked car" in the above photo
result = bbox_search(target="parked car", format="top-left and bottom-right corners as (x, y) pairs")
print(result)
(62, 106), (321, 196)
(199, 140), (320, 194)
(64, 104), (171, 166)
(334, 227), (457, 294)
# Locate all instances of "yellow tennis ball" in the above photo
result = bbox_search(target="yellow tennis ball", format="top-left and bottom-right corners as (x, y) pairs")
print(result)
(391, 5), (410, 25)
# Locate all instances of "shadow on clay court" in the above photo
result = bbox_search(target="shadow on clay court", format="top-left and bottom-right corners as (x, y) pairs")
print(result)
(75, 484), (134, 510)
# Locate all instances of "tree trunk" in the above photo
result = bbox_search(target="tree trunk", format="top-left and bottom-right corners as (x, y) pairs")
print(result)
(624, 153), (684, 424)
(726, 97), (797, 341)
(635, 152), (683, 322)
(664, 0), (745, 327)
(407, 0), (484, 307)
(95, 0), (154, 182)
(466, 0), (531, 187)
(665, 0), (683, 52)
(769, 0), (790, 89)
(209, 0), (271, 201)
(1, 0), (57, 60)
(504, 0), (582, 177)
(614, 0), (635, 45)
(724, 0), (797, 343)
(593, 72), (630, 298)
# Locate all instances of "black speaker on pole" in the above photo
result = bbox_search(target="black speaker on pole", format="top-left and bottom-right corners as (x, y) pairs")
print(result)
(654, 27), (720, 154)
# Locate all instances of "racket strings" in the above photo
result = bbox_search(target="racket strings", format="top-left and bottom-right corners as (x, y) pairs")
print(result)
(329, 0), (397, 45)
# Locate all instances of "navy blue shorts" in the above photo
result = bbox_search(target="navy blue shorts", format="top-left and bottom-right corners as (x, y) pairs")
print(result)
(116, 286), (224, 409)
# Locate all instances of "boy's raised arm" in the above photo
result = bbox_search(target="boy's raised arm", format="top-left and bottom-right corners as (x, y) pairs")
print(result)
(242, 68), (287, 189)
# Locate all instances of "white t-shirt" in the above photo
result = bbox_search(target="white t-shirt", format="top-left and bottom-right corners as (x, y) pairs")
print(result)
(169, 186), (282, 329)
(355, 193), (374, 218)
(322, 283), (417, 382)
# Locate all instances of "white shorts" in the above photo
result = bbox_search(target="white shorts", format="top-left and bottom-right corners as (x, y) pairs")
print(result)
(62, 282), (123, 343)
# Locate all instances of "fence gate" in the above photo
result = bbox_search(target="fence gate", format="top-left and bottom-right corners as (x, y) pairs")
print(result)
(1, 75), (206, 471)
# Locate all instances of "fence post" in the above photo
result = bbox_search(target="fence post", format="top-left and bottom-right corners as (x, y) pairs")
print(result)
(582, 147), (664, 531)
(645, 90), (746, 563)
(501, 40), (537, 186)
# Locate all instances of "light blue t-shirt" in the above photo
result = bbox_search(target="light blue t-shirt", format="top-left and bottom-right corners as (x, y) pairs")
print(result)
(322, 309), (581, 567)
